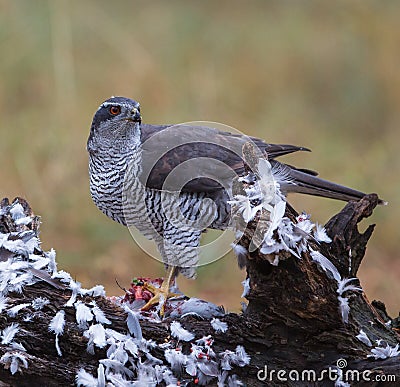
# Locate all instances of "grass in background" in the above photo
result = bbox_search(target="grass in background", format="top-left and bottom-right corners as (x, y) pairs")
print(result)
(0, 0), (399, 314)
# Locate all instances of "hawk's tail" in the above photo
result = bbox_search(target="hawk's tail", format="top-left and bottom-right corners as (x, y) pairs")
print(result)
(280, 164), (386, 205)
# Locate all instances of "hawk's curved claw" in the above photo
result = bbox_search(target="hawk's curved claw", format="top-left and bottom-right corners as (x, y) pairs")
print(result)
(141, 266), (179, 316)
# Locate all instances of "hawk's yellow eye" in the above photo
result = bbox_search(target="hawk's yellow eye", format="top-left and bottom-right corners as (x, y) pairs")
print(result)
(109, 106), (121, 115)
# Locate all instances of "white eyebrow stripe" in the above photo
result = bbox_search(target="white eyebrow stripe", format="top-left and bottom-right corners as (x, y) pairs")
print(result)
(98, 101), (140, 111)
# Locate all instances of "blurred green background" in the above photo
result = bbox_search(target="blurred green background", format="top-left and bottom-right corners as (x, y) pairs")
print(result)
(0, 0), (399, 314)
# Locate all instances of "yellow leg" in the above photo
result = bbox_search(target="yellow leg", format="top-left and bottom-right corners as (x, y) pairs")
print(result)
(141, 266), (179, 316)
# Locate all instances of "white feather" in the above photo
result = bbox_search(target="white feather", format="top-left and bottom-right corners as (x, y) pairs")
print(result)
(314, 223), (332, 243)
(49, 310), (65, 335)
(84, 324), (107, 351)
(76, 368), (97, 387)
(30, 256), (50, 270)
(309, 249), (341, 282)
(80, 284), (106, 297)
(52, 270), (72, 283)
(75, 301), (93, 327)
(234, 345), (251, 366)
(338, 296), (350, 323)
(124, 338), (139, 357)
(66, 279), (82, 307)
(337, 278), (362, 296)
(0, 295), (9, 313)
(0, 351), (28, 375)
(45, 248), (58, 275)
(220, 349), (235, 370)
(241, 278), (250, 298)
(99, 359), (134, 378)
(356, 330), (372, 347)
(55, 334), (62, 357)
(91, 302), (111, 325)
(1, 323), (20, 344)
(170, 321), (195, 342)
(125, 307), (142, 340)
(32, 297), (50, 311)
(211, 318), (228, 333)
(108, 342), (128, 364)
(97, 364), (105, 387)
(7, 303), (30, 317)
(11, 342), (26, 351)
(165, 348), (188, 372)
(231, 243), (248, 268)
(9, 203), (25, 220)
(369, 343), (400, 359)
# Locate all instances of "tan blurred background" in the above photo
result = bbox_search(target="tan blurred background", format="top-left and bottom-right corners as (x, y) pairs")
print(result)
(0, 1), (399, 315)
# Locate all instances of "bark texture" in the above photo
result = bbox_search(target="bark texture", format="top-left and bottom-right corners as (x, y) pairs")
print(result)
(0, 196), (399, 386)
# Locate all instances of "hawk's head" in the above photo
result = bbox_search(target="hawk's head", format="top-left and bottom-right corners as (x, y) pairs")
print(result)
(87, 97), (142, 154)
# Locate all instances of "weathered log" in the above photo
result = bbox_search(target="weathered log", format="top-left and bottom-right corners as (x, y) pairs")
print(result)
(0, 194), (399, 387)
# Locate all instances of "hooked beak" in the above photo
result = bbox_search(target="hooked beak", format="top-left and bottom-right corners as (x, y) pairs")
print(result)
(129, 107), (141, 123)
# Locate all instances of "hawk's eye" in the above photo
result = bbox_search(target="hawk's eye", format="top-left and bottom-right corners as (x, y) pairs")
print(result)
(109, 106), (121, 116)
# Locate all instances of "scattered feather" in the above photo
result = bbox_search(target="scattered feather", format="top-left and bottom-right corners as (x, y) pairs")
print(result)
(0, 351), (28, 375)
(7, 303), (30, 317)
(54, 335), (62, 357)
(170, 321), (195, 342)
(45, 248), (58, 275)
(14, 216), (32, 226)
(314, 223), (332, 243)
(231, 243), (248, 269)
(104, 328), (127, 344)
(124, 307), (142, 340)
(10, 342), (26, 351)
(30, 256), (50, 270)
(197, 360), (219, 384)
(49, 310), (65, 335)
(91, 303), (111, 325)
(1, 323), (20, 345)
(369, 343), (400, 359)
(338, 296), (350, 323)
(52, 270), (73, 283)
(32, 297), (50, 311)
(99, 359), (134, 378)
(227, 374), (244, 386)
(168, 297), (224, 319)
(165, 348), (188, 372)
(337, 278), (362, 295)
(76, 368), (97, 387)
(9, 203), (25, 220)
(80, 284), (106, 297)
(211, 318), (228, 333)
(75, 301), (93, 328)
(124, 338), (139, 357)
(97, 364), (105, 387)
(145, 351), (164, 365)
(310, 249), (341, 282)
(234, 345), (250, 366)
(241, 278), (250, 298)
(0, 295), (9, 313)
(66, 279), (82, 307)
(220, 349), (236, 370)
(84, 324), (107, 351)
(356, 330), (372, 347)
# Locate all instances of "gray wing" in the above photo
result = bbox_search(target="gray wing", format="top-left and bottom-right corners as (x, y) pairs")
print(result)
(140, 123), (308, 193)
(139, 122), (378, 203)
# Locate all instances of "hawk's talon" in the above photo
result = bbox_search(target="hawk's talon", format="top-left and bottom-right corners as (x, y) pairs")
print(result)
(140, 281), (179, 316)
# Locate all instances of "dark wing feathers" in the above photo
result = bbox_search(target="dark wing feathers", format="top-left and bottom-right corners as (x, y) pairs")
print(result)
(139, 123), (373, 203)
(140, 123), (308, 193)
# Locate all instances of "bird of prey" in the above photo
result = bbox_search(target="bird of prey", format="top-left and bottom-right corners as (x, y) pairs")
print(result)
(87, 96), (379, 313)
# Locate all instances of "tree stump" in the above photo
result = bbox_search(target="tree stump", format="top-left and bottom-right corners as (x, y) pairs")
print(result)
(0, 194), (399, 386)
